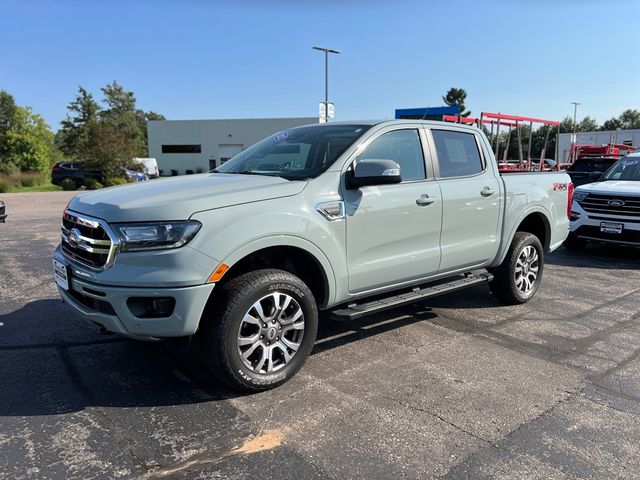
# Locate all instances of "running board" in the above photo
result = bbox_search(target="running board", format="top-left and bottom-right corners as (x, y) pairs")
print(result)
(330, 272), (493, 321)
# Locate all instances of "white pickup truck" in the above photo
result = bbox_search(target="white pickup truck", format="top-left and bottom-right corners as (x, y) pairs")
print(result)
(54, 120), (572, 390)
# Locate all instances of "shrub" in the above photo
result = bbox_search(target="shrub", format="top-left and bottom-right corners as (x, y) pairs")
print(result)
(84, 177), (103, 190)
(185, 169), (194, 175)
(61, 178), (77, 191)
(196, 167), (204, 174)
(103, 177), (128, 187)
(0, 178), (13, 193)
(171, 170), (178, 176)
(18, 172), (46, 187)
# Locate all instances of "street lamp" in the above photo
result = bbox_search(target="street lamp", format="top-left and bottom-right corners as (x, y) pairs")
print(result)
(571, 101), (581, 143)
(312, 46), (340, 122)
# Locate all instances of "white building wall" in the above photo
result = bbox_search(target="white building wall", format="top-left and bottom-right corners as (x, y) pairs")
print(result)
(557, 129), (640, 162)
(148, 117), (318, 175)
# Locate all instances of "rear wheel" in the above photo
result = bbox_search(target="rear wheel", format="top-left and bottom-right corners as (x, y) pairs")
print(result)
(200, 269), (318, 392)
(489, 232), (544, 305)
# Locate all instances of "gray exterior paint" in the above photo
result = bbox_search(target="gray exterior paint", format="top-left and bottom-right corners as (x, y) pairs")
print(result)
(57, 120), (571, 339)
(147, 117), (318, 175)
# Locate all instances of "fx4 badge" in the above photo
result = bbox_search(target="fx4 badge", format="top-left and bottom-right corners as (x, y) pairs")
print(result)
(552, 183), (568, 191)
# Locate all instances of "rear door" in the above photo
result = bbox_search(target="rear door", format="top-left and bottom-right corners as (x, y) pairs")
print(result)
(429, 127), (502, 272)
(344, 126), (442, 293)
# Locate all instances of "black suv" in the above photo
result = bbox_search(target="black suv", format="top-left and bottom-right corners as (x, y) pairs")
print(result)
(566, 157), (619, 187)
(51, 162), (103, 188)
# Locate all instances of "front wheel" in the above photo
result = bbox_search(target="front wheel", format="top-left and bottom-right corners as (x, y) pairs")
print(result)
(489, 232), (544, 305)
(200, 269), (318, 392)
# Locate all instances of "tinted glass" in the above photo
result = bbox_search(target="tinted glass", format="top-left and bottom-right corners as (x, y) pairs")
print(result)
(432, 130), (483, 178)
(162, 144), (202, 153)
(568, 158), (617, 173)
(602, 158), (640, 181)
(357, 129), (425, 181)
(216, 124), (371, 180)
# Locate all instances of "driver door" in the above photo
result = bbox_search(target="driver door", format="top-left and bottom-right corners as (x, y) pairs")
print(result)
(343, 127), (442, 294)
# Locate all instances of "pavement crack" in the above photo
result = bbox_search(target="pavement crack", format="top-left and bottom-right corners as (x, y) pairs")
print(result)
(57, 347), (154, 474)
(375, 393), (499, 449)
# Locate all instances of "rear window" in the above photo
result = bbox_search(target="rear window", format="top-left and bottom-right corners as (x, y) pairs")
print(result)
(568, 158), (617, 173)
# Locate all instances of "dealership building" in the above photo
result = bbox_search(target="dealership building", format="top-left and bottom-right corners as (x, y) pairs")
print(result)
(147, 117), (318, 175)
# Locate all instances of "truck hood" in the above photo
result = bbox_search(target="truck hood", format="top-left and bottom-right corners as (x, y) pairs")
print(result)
(577, 180), (640, 196)
(67, 173), (306, 222)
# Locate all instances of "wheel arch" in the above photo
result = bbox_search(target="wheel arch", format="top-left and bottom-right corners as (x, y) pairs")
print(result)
(213, 236), (336, 309)
(494, 208), (551, 266)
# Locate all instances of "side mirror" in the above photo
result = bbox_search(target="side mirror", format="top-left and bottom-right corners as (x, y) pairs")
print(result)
(346, 159), (402, 189)
(590, 171), (602, 180)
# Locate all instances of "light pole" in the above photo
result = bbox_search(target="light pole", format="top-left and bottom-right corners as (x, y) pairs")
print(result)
(571, 101), (581, 144)
(312, 46), (340, 122)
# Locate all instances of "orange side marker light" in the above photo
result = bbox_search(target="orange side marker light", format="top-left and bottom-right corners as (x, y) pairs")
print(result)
(208, 263), (229, 283)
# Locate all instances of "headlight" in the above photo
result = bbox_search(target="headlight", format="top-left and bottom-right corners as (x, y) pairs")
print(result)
(573, 191), (588, 202)
(112, 220), (201, 252)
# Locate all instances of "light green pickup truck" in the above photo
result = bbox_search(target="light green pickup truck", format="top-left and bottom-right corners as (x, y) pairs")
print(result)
(54, 120), (572, 390)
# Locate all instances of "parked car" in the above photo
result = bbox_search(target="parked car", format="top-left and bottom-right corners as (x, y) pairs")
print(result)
(123, 168), (147, 182)
(51, 162), (102, 188)
(0, 200), (6, 223)
(134, 158), (159, 179)
(52, 162), (146, 188)
(566, 157), (619, 187)
(566, 152), (640, 249)
(54, 120), (572, 391)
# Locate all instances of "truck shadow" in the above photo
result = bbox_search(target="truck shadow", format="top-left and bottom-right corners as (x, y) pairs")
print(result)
(0, 299), (438, 417)
(546, 244), (640, 270)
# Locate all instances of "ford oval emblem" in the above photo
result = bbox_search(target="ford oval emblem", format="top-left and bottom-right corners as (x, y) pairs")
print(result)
(608, 199), (625, 207)
(67, 227), (81, 247)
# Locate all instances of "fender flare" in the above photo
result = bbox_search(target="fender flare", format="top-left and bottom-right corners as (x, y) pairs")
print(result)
(219, 235), (337, 307)
(493, 206), (552, 266)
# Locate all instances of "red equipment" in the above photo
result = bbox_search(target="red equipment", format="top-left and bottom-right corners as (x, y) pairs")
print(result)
(444, 112), (562, 172)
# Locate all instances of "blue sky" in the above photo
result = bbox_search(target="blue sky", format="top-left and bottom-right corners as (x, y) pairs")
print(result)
(1, 0), (638, 130)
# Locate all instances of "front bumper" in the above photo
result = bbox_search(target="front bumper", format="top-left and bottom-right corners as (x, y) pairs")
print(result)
(54, 249), (215, 339)
(570, 202), (640, 246)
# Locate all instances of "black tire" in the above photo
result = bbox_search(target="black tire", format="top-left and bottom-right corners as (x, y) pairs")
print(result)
(563, 232), (586, 250)
(489, 232), (544, 305)
(200, 269), (318, 392)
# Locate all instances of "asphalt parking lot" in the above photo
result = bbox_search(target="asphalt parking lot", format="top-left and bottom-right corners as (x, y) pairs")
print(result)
(1, 191), (640, 479)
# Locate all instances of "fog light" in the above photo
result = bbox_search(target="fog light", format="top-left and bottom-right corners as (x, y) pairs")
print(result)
(569, 211), (580, 221)
(127, 297), (175, 318)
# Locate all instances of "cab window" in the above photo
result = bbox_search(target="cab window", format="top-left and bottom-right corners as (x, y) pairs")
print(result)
(432, 130), (483, 178)
(357, 129), (425, 181)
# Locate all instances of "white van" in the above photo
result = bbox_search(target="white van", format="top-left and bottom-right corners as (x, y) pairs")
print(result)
(133, 158), (159, 179)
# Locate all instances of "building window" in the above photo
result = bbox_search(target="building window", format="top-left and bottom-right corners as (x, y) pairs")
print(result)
(161, 144), (202, 154)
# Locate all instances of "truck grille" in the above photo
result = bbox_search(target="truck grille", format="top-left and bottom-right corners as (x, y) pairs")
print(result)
(578, 194), (640, 218)
(61, 210), (116, 270)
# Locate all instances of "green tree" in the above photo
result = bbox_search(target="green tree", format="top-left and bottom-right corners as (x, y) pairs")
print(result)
(99, 81), (146, 156)
(601, 109), (640, 131)
(56, 86), (101, 159)
(578, 116), (598, 132)
(0, 90), (59, 174)
(442, 87), (470, 116)
(81, 121), (139, 181)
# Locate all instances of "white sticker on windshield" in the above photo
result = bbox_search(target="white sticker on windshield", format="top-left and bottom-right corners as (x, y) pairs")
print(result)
(274, 131), (289, 143)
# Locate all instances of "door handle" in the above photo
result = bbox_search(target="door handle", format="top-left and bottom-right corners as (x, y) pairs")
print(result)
(416, 195), (436, 206)
(481, 187), (496, 197)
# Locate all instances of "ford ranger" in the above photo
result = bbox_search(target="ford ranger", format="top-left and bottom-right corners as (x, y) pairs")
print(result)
(53, 120), (572, 391)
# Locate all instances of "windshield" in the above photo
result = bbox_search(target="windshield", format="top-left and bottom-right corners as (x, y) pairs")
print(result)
(602, 157), (640, 181)
(214, 124), (372, 180)
(567, 158), (617, 172)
